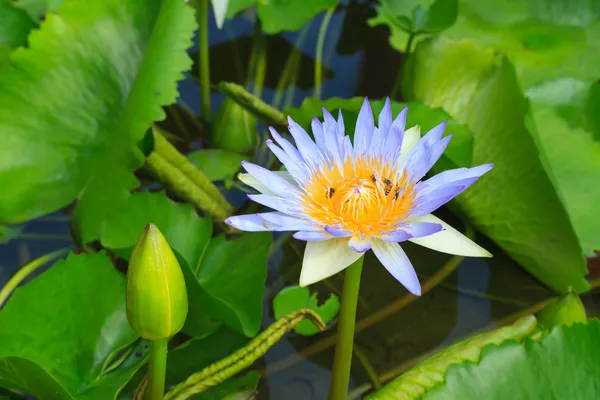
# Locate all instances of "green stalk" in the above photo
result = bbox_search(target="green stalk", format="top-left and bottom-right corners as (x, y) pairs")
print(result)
(272, 23), (311, 109)
(166, 309), (325, 400)
(146, 128), (233, 220)
(219, 82), (288, 127)
(147, 339), (168, 400)
(329, 256), (365, 400)
(390, 33), (416, 100)
(197, 0), (211, 119)
(314, 6), (335, 100)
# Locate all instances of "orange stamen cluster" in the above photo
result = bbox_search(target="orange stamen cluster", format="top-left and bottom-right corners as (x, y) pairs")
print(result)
(301, 156), (415, 237)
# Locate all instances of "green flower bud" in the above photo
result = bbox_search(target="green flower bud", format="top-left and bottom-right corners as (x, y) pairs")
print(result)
(126, 223), (188, 340)
(211, 96), (257, 153)
(538, 289), (586, 330)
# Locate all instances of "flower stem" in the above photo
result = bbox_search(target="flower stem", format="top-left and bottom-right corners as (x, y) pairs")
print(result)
(314, 6), (335, 100)
(147, 339), (168, 400)
(329, 256), (364, 400)
(197, 0), (211, 119)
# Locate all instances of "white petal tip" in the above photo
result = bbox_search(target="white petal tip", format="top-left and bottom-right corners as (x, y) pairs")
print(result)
(410, 286), (422, 296)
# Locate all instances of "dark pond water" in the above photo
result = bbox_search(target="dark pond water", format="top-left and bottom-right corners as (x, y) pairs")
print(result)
(1, 1), (599, 399)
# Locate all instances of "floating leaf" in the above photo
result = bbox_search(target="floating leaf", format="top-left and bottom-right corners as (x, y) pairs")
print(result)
(78, 340), (149, 400)
(273, 286), (340, 335)
(381, 0), (457, 35)
(432, 0), (600, 255)
(0, 252), (138, 399)
(226, 0), (338, 34)
(424, 320), (600, 399)
(182, 232), (272, 337)
(101, 190), (212, 269)
(402, 37), (588, 293)
(410, 0), (458, 34)
(188, 149), (246, 182)
(0, 0), (196, 244)
(526, 82), (600, 256)
(11, 0), (64, 21)
(0, 1), (35, 60)
(538, 291), (587, 330)
(367, 315), (537, 399)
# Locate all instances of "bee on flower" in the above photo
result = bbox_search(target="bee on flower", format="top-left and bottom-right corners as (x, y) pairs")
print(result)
(226, 98), (492, 296)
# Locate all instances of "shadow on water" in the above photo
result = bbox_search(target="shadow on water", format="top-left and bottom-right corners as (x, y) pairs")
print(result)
(1, 1), (599, 399)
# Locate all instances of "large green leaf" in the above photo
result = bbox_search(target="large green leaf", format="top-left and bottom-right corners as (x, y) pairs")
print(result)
(0, 0), (196, 243)
(402, 37), (588, 293)
(371, 0), (600, 87)
(12, 0), (64, 21)
(443, 0), (600, 89)
(226, 0), (338, 34)
(0, 0), (36, 66)
(182, 232), (272, 337)
(273, 286), (340, 336)
(525, 82), (600, 256)
(0, 1), (35, 47)
(78, 340), (149, 400)
(372, 0), (600, 255)
(367, 315), (537, 399)
(443, 0), (600, 255)
(100, 190), (212, 268)
(424, 320), (600, 399)
(0, 252), (138, 399)
(187, 149), (246, 182)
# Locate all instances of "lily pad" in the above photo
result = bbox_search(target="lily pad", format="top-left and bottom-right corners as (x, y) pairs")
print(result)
(183, 232), (272, 337)
(402, 37), (588, 293)
(226, 0), (338, 34)
(368, 315), (537, 399)
(0, 0), (196, 244)
(373, 0), (600, 255)
(101, 190), (212, 268)
(0, 1), (35, 48)
(0, 251), (138, 399)
(273, 286), (340, 335)
(526, 82), (600, 256)
(424, 320), (600, 399)
(188, 149), (246, 182)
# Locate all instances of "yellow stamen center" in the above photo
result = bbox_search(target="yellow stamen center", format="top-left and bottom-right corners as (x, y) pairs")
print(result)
(301, 156), (415, 237)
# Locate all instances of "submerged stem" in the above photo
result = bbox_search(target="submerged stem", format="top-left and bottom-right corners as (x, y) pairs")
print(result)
(329, 256), (364, 400)
(197, 0), (211, 119)
(314, 7), (335, 100)
(147, 339), (168, 400)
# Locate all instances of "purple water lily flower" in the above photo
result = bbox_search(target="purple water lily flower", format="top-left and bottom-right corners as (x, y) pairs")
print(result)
(226, 98), (493, 295)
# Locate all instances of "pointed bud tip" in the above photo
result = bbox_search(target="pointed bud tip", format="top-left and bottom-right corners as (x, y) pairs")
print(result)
(127, 223), (188, 340)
